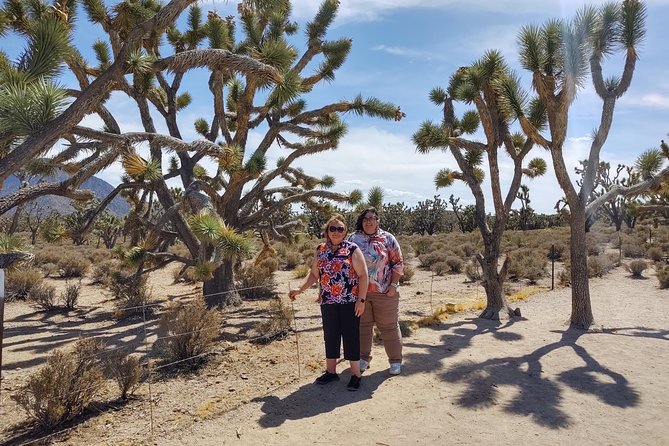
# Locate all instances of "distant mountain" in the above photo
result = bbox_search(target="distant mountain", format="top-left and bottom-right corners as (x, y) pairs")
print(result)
(1, 172), (130, 216)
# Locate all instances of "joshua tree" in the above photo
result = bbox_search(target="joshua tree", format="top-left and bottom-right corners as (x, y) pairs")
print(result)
(413, 51), (546, 320)
(2, 0), (404, 305)
(513, 0), (668, 327)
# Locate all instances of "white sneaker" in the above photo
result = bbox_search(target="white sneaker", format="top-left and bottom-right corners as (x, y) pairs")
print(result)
(360, 359), (369, 372)
(389, 363), (401, 375)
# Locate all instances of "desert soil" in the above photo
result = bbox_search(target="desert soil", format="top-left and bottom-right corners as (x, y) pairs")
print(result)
(0, 258), (667, 445)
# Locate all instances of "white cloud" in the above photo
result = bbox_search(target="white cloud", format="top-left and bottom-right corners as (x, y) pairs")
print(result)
(621, 93), (669, 109)
(371, 45), (447, 62)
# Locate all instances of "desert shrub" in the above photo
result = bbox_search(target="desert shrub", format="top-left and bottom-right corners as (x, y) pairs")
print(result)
(13, 338), (105, 429)
(109, 270), (152, 318)
(284, 251), (302, 270)
(460, 242), (477, 258)
(399, 319), (416, 337)
(252, 297), (293, 344)
(410, 236), (434, 256)
(34, 250), (63, 267)
(656, 264), (669, 289)
(418, 251), (446, 269)
(586, 235), (602, 256)
(58, 256), (90, 278)
(258, 256), (279, 273)
(587, 254), (615, 278)
(508, 249), (546, 283)
(430, 261), (448, 276)
(445, 256), (464, 273)
(91, 260), (122, 285)
(157, 299), (222, 365)
(292, 264), (310, 279)
(236, 263), (276, 299)
(40, 262), (58, 278)
(622, 241), (645, 258)
(61, 282), (81, 309)
(105, 352), (143, 400)
(547, 243), (566, 261)
(624, 259), (648, 278)
(399, 265), (414, 284)
(647, 247), (664, 262)
(29, 284), (57, 310)
(465, 261), (482, 282)
(6, 267), (43, 300)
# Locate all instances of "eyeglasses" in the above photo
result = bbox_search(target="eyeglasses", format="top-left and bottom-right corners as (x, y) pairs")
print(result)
(363, 216), (378, 222)
(328, 226), (346, 233)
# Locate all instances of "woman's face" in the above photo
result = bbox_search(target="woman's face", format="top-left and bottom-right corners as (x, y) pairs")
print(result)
(327, 220), (347, 244)
(362, 212), (379, 235)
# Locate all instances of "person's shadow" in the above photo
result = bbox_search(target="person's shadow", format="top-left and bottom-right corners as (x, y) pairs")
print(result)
(253, 369), (390, 427)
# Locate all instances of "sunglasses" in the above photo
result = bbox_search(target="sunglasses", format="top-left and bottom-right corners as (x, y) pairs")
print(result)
(363, 216), (378, 222)
(328, 226), (346, 233)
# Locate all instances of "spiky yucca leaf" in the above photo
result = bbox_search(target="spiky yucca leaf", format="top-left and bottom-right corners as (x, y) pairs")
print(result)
(620, 0), (646, 49)
(190, 261), (216, 281)
(635, 149), (664, 179)
(92, 40), (111, 69)
(367, 186), (384, 210)
(218, 144), (243, 170)
(217, 227), (254, 260)
(472, 166), (486, 184)
(0, 233), (24, 253)
(434, 168), (458, 189)
(207, 15), (229, 49)
(0, 80), (67, 136)
(122, 153), (148, 178)
(524, 157), (547, 178)
(429, 87), (447, 105)
(127, 50), (155, 74)
(527, 98), (548, 130)
(124, 246), (146, 265)
(143, 160), (162, 181)
(268, 69), (302, 106)
(350, 95), (405, 121)
(176, 92), (192, 110)
(194, 118), (209, 136)
(284, 99), (306, 117)
(188, 212), (224, 243)
(460, 110), (480, 134)
(306, 0), (338, 42)
(347, 189), (362, 206)
(244, 152), (266, 178)
(81, 0), (107, 23)
(464, 149), (483, 166)
(320, 175), (335, 188)
(518, 24), (544, 72)
(193, 164), (208, 179)
(413, 121), (449, 154)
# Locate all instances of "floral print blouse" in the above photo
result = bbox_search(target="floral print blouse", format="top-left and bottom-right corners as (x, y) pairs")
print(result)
(348, 229), (403, 294)
(316, 240), (361, 305)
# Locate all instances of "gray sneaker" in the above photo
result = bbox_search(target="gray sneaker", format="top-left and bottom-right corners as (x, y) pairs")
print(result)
(389, 362), (401, 375)
(360, 359), (369, 372)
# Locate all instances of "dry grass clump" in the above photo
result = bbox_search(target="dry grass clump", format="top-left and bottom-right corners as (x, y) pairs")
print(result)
(105, 351), (143, 400)
(57, 255), (90, 278)
(507, 249), (547, 283)
(13, 338), (105, 429)
(91, 259), (123, 285)
(156, 298), (223, 366)
(656, 264), (669, 289)
(109, 270), (152, 318)
(6, 267), (43, 300)
(237, 263), (277, 299)
(624, 259), (648, 278)
(292, 264), (310, 279)
(252, 296), (293, 344)
(465, 261), (482, 282)
(283, 251), (302, 270)
(622, 241), (646, 258)
(62, 281), (81, 309)
(646, 247), (664, 262)
(587, 254), (616, 278)
(29, 284), (57, 310)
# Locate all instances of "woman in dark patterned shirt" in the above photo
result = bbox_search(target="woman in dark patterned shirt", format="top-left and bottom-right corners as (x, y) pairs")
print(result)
(290, 214), (369, 391)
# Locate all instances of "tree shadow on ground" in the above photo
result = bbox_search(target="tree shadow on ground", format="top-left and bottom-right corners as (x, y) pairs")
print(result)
(253, 369), (389, 428)
(432, 327), (640, 429)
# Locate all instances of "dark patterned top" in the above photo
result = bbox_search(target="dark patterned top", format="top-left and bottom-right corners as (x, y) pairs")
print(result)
(316, 240), (360, 305)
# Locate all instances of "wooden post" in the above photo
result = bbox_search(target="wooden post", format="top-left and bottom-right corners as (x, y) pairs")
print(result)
(550, 245), (555, 290)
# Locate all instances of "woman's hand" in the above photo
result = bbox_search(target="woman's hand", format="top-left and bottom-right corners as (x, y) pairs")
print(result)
(355, 300), (366, 317)
(386, 284), (397, 297)
(289, 289), (300, 300)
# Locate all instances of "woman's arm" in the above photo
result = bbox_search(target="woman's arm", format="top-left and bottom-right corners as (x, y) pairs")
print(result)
(289, 260), (319, 300)
(352, 248), (369, 316)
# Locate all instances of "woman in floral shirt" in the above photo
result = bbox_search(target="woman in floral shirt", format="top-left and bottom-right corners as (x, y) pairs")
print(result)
(290, 215), (369, 391)
(348, 207), (404, 376)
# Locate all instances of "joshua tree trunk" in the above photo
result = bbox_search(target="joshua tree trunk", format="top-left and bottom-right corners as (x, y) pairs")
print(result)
(568, 209), (594, 328)
(203, 260), (241, 308)
(477, 242), (516, 320)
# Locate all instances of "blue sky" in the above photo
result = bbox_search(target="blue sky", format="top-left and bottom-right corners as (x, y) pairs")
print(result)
(6, 0), (669, 214)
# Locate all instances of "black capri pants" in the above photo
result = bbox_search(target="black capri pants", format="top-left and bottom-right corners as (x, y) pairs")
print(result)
(320, 302), (360, 361)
